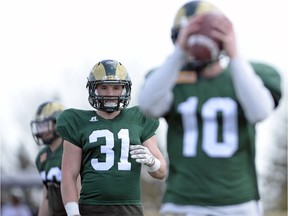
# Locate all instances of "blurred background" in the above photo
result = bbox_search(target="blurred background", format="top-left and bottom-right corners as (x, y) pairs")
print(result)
(1, 0), (287, 215)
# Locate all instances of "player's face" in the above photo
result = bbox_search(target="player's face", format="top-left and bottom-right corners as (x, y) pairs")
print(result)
(96, 84), (124, 108)
(33, 120), (55, 140)
(96, 84), (123, 96)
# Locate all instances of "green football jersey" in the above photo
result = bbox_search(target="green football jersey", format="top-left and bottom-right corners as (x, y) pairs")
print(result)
(162, 62), (282, 206)
(35, 144), (66, 215)
(56, 106), (159, 206)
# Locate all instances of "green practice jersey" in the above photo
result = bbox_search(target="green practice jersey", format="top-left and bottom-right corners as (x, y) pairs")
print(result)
(162, 62), (282, 206)
(35, 144), (66, 215)
(56, 106), (159, 206)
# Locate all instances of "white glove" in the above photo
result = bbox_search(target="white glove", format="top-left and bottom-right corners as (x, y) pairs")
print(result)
(130, 145), (160, 172)
(65, 202), (80, 216)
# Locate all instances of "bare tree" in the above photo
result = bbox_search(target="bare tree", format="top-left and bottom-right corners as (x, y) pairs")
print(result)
(258, 77), (287, 213)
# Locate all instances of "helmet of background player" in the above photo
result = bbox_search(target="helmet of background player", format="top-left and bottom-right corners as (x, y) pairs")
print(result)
(171, 0), (219, 44)
(171, 1), (221, 72)
(86, 59), (132, 113)
(30, 101), (65, 145)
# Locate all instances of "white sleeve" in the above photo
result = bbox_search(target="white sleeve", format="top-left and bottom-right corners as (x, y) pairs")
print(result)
(138, 45), (187, 117)
(230, 56), (274, 123)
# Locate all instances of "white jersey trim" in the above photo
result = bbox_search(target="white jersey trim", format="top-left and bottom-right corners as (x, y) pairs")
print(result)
(160, 200), (263, 216)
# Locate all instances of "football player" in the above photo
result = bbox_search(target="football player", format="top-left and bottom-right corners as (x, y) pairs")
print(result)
(138, 1), (282, 216)
(31, 101), (67, 216)
(56, 59), (166, 216)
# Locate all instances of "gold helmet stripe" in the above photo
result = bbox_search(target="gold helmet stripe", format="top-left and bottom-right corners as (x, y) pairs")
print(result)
(36, 102), (65, 120)
(195, 1), (219, 15)
(173, 1), (219, 28)
(91, 60), (129, 81)
(115, 63), (128, 80)
(91, 63), (107, 80)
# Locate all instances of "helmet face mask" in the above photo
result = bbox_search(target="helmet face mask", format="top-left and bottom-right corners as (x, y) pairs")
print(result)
(30, 118), (56, 145)
(86, 60), (132, 112)
(30, 102), (65, 145)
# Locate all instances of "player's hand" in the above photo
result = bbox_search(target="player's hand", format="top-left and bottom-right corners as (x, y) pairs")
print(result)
(211, 14), (237, 58)
(177, 14), (204, 53)
(130, 145), (155, 166)
(130, 145), (160, 172)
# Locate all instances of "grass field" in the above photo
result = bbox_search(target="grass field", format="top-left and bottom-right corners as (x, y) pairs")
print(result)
(265, 211), (287, 216)
(144, 210), (288, 216)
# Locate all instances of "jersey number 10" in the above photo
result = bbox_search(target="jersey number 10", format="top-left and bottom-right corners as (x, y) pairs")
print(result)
(178, 97), (239, 158)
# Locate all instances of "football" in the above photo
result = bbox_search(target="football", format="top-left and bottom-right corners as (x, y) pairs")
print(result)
(187, 12), (224, 61)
